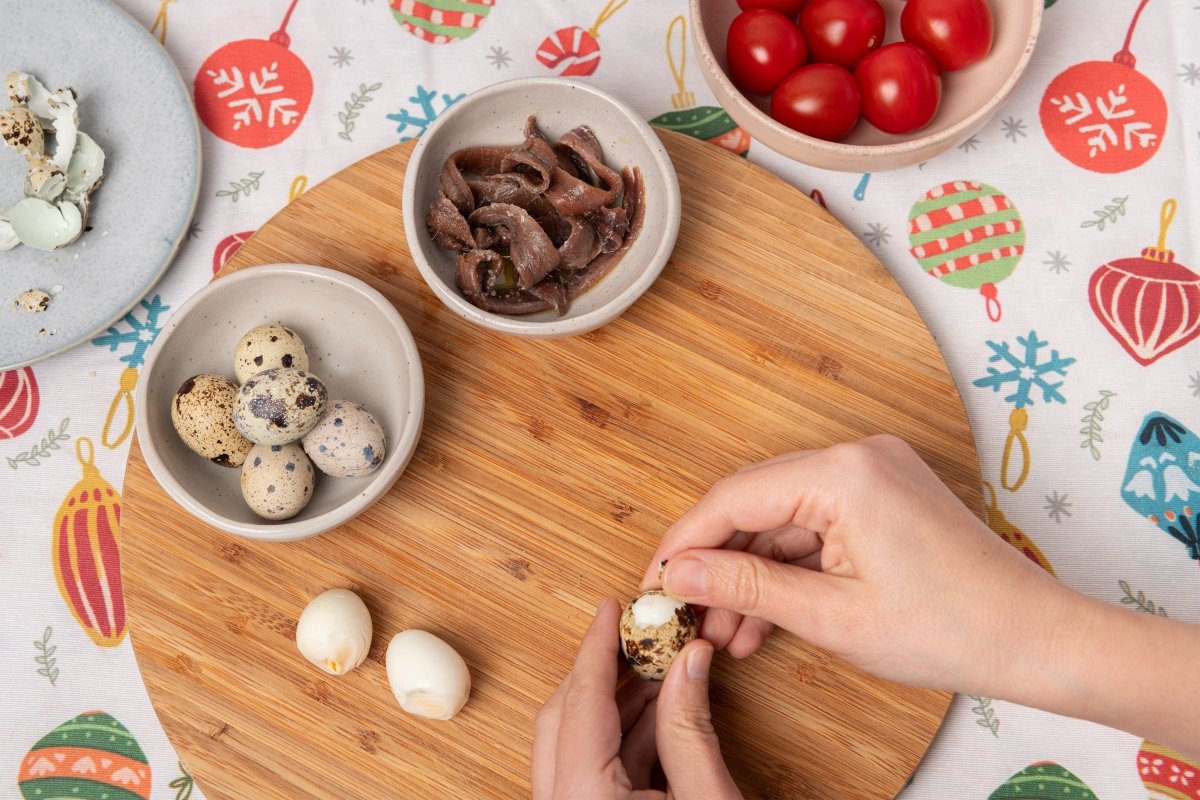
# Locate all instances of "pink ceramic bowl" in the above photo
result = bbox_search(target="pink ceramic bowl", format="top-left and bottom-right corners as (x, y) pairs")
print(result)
(690, 0), (1041, 171)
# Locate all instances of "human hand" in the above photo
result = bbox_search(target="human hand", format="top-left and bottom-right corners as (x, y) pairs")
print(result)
(531, 599), (741, 800)
(641, 436), (1070, 696)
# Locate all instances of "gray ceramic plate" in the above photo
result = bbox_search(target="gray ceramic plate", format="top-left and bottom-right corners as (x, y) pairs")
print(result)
(0, 0), (200, 370)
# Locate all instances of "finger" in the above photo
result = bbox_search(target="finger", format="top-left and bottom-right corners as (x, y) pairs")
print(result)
(726, 617), (774, 659)
(617, 671), (662, 734)
(619, 698), (659, 788)
(734, 449), (815, 474)
(698, 607), (742, 650)
(642, 530), (753, 591)
(531, 674), (571, 800)
(556, 599), (624, 777)
(656, 640), (741, 799)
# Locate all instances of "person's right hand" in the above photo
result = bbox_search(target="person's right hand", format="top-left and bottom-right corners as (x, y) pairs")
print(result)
(640, 435), (1071, 696)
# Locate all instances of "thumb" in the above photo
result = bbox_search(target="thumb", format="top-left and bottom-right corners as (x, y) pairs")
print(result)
(657, 640), (741, 800)
(662, 549), (841, 637)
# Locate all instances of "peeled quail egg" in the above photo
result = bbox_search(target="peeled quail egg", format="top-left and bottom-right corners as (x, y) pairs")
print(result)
(8, 197), (81, 251)
(301, 400), (386, 478)
(170, 374), (254, 467)
(233, 324), (309, 384)
(295, 588), (373, 676)
(240, 441), (315, 520)
(385, 630), (472, 721)
(233, 367), (328, 446)
(619, 590), (698, 680)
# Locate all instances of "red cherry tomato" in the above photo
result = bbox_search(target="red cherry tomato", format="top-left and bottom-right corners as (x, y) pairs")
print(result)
(770, 63), (862, 142)
(855, 42), (942, 134)
(736, 0), (807, 17)
(798, 0), (886, 70)
(900, 0), (994, 71)
(727, 10), (808, 96)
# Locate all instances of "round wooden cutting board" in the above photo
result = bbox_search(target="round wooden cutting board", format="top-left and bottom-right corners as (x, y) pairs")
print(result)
(122, 131), (979, 799)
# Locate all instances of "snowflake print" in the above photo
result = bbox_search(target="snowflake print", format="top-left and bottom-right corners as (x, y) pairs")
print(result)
(863, 223), (890, 248)
(387, 86), (465, 142)
(205, 63), (300, 131)
(1181, 63), (1200, 86)
(1049, 83), (1158, 157)
(1044, 490), (1072, 523)
(1000, 116), (1027, 141)
(973, 330), (1076, 409)
(330, 46), (354, 68)
(1044, 250), (1071, 274)
(958, 135), (982, 152)
(487, 46), (512, 69)
(90, 295), (170, 369)
(186, 222), (203, 240)
(1189, 371), (1200, 399)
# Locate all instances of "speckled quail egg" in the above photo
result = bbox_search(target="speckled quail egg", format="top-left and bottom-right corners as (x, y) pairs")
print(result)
(233, 324), (310, 384)
(170, 374), (254, 468)
(295, 588), (373, 676)
(233, 367), (328, 446)
(301, 400), (386, 478)
(240, 441), (315, 520)
(386, 630), (472, 721)
(620, 590), (698, 681)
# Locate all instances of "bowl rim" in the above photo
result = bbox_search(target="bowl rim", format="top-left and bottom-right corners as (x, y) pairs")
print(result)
(134, 263), (426, 542)
(401, 75), (682, 338)
(687, 0), (1043, 158)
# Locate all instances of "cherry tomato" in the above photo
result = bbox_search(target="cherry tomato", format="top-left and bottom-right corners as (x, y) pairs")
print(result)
(770, 63), (861, 142)
(901, 0), (994, 72)
(727, 10), (808, 96)
(855, 42), (942, 134)
(736, 0), (807, 17)
(798, 0), (885, 70)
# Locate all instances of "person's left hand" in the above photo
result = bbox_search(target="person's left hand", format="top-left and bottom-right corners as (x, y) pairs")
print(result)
(531, 598), (742, 800)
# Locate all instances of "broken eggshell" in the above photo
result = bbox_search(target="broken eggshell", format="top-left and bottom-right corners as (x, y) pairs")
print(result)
(0, 205), (17, 251)
(0, 107), (44, 160)
(24, 155), (66, 202)
(64, 131), (104, 202)
(619, 590), (699, 680)
(8, 197), (82, 251)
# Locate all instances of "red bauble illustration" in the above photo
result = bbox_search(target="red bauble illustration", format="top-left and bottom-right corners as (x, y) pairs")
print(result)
(213, 231), (256, 274)
(1089, 200), (1200, 366)
(194, 0), (312, 149)
(536, 0), (626, 77)
(0, 366), (39, 440)
(1039, 0), (1166, 174)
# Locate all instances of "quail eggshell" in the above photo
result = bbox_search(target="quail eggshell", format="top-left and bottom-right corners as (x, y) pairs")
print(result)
(170, 374), (253, 468)
(240, 441), (315, 520)
(295, 588), (373, 676)
(233, 367), (328, 445)
(301, 399), (386, 478)
(233, 324), (310, 384)
(619, 590), (698, 681)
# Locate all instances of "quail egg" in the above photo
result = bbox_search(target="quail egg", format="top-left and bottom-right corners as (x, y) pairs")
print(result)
(233, 367), (328, 446)
(385, 630), (472, 721)
(301, 400), (386, 478)
(619, 590), (698, 680)
(240, 441), (315, 520)
(170, 374), (254, 468)
(233, 324), (310, 384)
(295, 588), (373, 676)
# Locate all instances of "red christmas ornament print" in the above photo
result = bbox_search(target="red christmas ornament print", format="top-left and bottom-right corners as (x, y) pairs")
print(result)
(194, 0), (312, 149)
(1089, 200), (1200, 366)
(213, 230), (256, 274)
(0, 366), (39, 439)
(1039, 0), (1166, 174)
(536, 0), (627, 77)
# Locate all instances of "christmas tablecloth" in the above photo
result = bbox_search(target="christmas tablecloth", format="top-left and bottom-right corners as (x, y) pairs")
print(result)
(3, 0), (1200, 797)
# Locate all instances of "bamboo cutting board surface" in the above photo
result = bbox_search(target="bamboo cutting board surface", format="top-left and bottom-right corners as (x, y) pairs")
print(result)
(122, 131), (979, 799)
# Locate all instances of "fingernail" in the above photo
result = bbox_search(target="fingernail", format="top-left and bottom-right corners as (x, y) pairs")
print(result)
(664, 557), (707, 597)
(687, 643), (713, 681)
(657, 559), (668, 583)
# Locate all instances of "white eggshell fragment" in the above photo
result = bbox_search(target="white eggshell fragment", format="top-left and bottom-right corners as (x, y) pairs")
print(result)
(233, 324), (310, 384)
(302, 399), (386, 478)
(295, 588), (373, 676)
(233, 367), (328, 445)
(0, 204), (18, 251)
(64, 131), (104, 202)
(171, 374), (254, 467)
(240, 441), (315, 520)
(385, 630), (471, 721)
(619, 590), (698, 681)
(8, 197), (82, 251)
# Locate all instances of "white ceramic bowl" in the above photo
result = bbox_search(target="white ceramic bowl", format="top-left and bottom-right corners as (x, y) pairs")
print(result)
(691, 0), (1042, 172)
(402, 77), (681, 338)
(135, 264), (425, 541)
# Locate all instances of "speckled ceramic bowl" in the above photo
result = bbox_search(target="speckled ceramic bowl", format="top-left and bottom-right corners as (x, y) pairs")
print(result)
(135, 264), (424, 542)
(402, 77), (681, 338)
(691, 0), (1042, 172)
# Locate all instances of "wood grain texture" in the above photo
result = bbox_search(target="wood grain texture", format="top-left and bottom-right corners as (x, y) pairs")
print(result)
(122, 132), (979, 799)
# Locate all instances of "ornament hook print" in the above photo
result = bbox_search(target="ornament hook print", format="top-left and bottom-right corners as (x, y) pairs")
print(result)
(667, 16), (694, 110)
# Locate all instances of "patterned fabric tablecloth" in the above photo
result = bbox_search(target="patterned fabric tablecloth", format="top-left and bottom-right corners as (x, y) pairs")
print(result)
(3, 1), (1200, 797)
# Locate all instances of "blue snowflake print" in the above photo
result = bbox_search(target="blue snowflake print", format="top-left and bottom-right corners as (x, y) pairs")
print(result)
(386, 86), (465, 142)
(972, 331), (1075, 409)
(90, 294), (170, 369)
